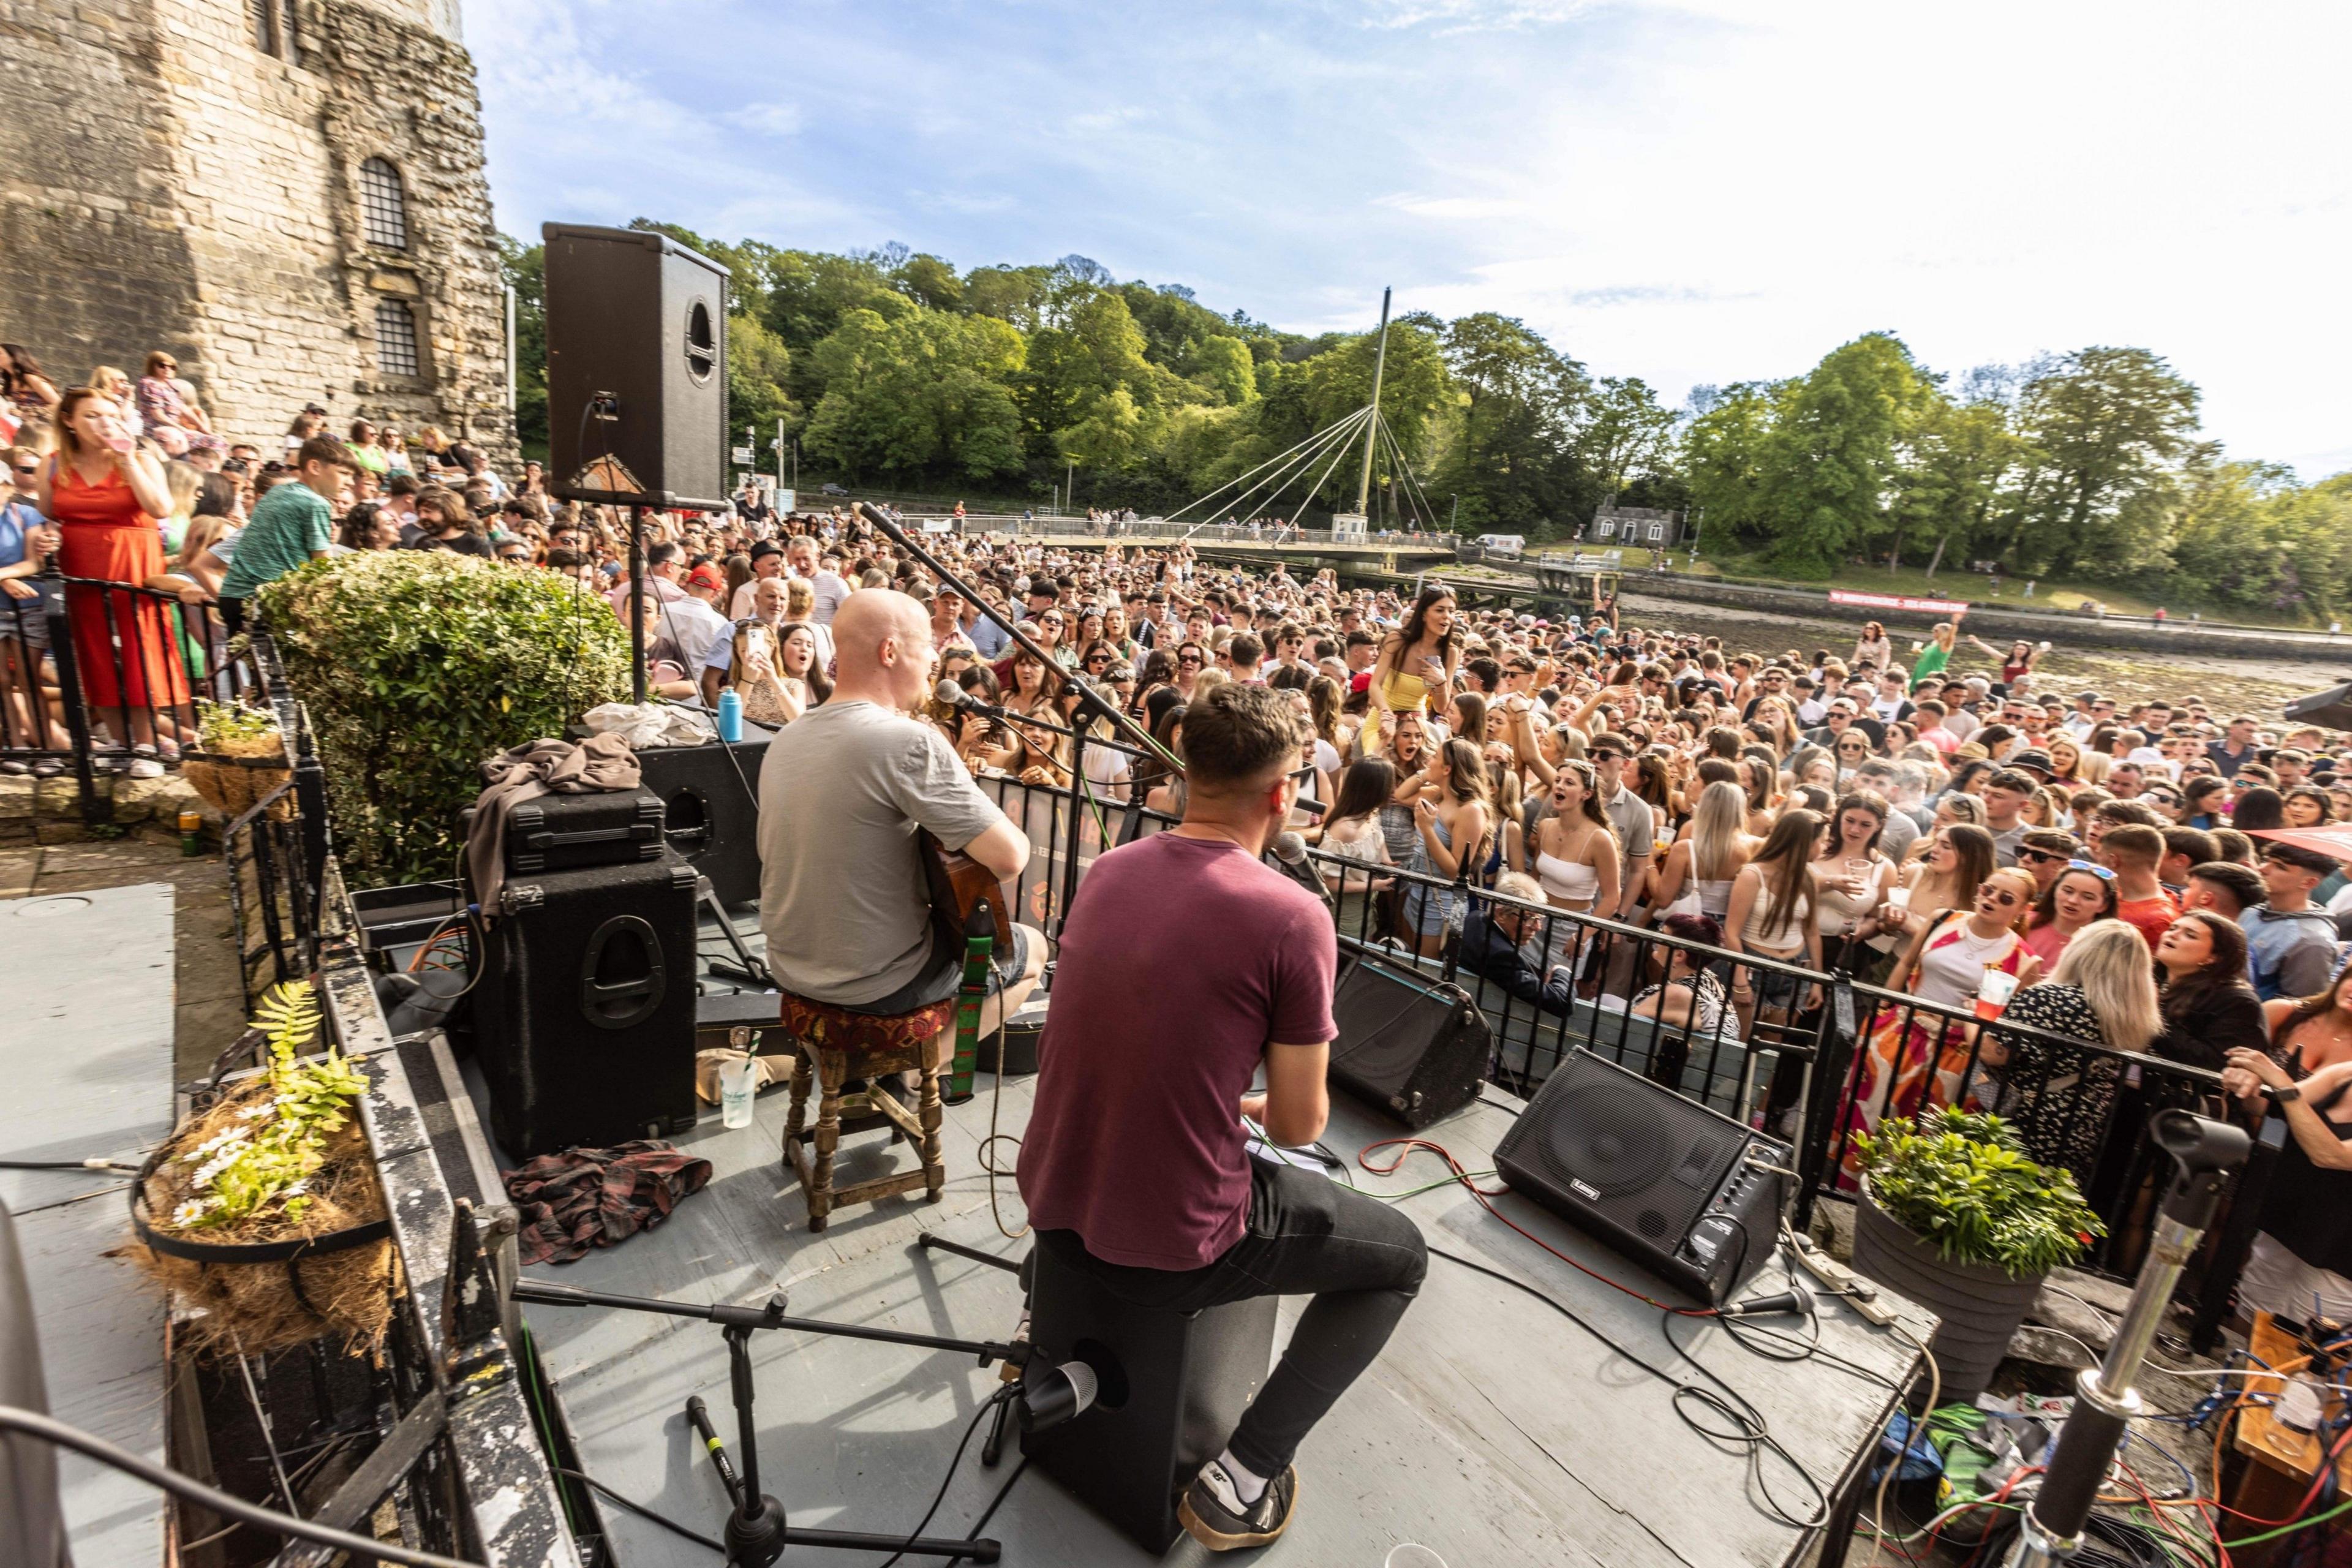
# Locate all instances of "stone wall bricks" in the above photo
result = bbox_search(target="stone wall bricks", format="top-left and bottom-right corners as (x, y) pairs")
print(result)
(2, 0), (513, 468)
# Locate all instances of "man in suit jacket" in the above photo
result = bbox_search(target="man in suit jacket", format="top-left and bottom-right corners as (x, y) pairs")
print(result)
(1455, 873), (1577, 1016)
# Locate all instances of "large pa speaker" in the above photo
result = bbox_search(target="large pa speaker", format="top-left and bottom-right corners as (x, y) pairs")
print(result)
(633, 738), (767, 907)
(543, 222), (729, 510)
(474, 849), (701, 1157)
(1327, 953), (1490, 1129)
(1493, 1050), (1785, 1306)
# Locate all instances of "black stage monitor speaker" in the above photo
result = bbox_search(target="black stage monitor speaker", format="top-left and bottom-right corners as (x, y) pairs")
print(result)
(1493, 1049), (1785, 1306)
(633, 738), (767, 907)
(1327, 952), (1490, 1129)
(474, 848), (701, 1157)
(543, 222), (729, 510)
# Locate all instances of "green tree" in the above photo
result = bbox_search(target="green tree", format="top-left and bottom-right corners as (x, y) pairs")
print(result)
(2007, 347), (2200, 577)
(893, 252), (963, 311)
(728, 313), (796, 469)
(497, 234), (547, 458)
(1439, 313), (1590, 530)
(1186, 334), (1258, 406)
(1574, 377), (1678, 511)
(1886, 390), (2022, 576)
(1683, 382), (1787, 552)
(801, 308), (1025, 481)
(1751, 334), (1926, 577)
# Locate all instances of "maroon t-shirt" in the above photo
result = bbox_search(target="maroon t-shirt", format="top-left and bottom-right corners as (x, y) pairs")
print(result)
(1017, 833), (1338, 1270)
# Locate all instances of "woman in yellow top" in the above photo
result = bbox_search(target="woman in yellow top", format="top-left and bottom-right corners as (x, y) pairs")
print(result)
(1364, 583), (1460, 751)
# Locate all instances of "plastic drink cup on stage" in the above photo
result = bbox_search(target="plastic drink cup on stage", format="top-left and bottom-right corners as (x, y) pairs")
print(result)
(720, 1054), (758, 1129)
(1385, 1547), (1447, 1568)
(1975, 965), (2019, 1021)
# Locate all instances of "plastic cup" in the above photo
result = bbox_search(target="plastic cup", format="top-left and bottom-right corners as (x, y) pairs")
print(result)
(1975, 966), (2019, 1020)
(720, 1055), (758, 1129)
(1385, 1548), (1447, 1568)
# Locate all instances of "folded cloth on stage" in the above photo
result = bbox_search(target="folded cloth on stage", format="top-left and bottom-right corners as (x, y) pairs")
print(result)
(503, 1140), (712, 1265)
(582, 700), (714, 750)
(464, 732), (641, 919)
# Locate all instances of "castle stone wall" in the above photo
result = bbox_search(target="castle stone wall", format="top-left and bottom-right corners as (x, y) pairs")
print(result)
(0, 0), (510, 460)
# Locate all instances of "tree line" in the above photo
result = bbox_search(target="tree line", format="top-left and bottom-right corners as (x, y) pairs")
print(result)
(500, 225), (2351, 619)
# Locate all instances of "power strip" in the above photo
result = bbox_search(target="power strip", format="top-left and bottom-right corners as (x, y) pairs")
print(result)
(1787, 1231), (1901, 1326)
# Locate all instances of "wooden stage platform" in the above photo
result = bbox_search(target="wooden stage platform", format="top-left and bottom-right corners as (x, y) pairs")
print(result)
(510, 1058), (1931, 1567)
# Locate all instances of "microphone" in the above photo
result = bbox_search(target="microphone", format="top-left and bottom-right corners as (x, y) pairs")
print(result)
(1014, 1351), (1099, 1433)
(936, 678), (1003, 717)
(1271, 831), (1337, 910)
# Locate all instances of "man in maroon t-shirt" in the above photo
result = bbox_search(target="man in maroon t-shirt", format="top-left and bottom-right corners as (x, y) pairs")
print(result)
(1018, 684), (1427, 1551)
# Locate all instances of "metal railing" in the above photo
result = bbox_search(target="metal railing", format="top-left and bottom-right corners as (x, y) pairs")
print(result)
(1298, 845), (2237, 1282)
(1, 563), (257, 822)
(207, 616), (578, 1565)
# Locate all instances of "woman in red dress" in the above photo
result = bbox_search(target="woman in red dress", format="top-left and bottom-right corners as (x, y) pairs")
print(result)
(36, 387), (188, 770)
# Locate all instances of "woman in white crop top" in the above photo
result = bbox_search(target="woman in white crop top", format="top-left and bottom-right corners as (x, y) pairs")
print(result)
(1529, 761), (1619, 915)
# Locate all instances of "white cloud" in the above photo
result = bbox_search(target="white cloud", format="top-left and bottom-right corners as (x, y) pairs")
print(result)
(475, 0), (2352, 475)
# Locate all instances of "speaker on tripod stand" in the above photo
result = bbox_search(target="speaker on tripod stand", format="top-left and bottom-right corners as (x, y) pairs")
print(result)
(543, 222), (730, 510)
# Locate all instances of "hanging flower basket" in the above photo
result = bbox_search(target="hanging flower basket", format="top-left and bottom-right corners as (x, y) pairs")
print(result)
(181, 700), (292, 820)
(123, 984), (398, 1355)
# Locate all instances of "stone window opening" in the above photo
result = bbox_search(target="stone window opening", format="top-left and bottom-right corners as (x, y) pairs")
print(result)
(374, 299), (421, 379)
(250, 0), (297, 59)
(359, 158), (410, 251)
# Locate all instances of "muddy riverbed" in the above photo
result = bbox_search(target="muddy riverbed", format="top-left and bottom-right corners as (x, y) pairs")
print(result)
(1610, 591), (2348, 718)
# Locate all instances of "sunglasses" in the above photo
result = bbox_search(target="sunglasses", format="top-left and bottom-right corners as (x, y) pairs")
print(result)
(1837, 742), (1867, 752)
(1177, 654), (1203, 665)
(2067, 859), (2117, 880)
(1982, 889), (2022, 907)
(1590, 751), (1623, 762)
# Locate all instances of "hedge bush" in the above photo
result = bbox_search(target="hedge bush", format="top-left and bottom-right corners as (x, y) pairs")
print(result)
(257, 551), (633, 885)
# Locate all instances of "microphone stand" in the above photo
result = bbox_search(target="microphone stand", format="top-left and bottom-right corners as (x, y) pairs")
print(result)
(513, 1278), (1026, 1566)
(860, 503), (1178, 938)
(2001, 1112), (2248, 1568)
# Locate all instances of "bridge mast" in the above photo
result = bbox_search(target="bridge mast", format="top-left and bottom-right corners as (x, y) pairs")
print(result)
(1352, 286), (1392, 522)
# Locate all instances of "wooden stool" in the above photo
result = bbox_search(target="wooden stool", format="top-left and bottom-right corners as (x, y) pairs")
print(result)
(776, 992), (956, 1232)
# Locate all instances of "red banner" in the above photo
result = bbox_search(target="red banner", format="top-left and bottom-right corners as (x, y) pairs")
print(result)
(1828, 590), (1971, 616)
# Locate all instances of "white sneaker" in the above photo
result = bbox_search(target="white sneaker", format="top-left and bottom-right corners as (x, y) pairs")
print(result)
(127, 758), (165, 779)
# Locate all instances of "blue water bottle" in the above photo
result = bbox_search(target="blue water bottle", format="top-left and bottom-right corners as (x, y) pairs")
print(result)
(716, 688), (742, 742)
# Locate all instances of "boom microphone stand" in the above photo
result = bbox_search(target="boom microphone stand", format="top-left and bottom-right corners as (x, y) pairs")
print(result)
(859, 503), (1179, 937)
(2001, 1111), (2249, 1568)
(513, 1276), (1096, 1566)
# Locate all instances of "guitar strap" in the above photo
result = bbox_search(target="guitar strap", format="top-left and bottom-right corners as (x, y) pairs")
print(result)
(948, 903), (994, 1104)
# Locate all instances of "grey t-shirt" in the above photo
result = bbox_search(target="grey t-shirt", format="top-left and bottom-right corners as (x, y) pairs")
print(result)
(756, 700), (1008, 1006)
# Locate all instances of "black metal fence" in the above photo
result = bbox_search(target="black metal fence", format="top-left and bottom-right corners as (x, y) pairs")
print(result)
(1301, 846), (2237, 1286)
(0, 562), (257, 822)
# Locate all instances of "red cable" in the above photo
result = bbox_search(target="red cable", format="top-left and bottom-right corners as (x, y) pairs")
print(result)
(1357, 1135), (1718, 1317)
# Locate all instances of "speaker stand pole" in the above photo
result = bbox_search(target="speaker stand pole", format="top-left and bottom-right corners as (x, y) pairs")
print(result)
(629, 503), (649, 706)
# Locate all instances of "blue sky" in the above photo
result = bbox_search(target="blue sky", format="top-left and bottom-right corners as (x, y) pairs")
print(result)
(472, 0), (2351, 478)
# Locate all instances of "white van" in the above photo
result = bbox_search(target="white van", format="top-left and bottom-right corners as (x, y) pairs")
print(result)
(1474, 533), (1526, 556)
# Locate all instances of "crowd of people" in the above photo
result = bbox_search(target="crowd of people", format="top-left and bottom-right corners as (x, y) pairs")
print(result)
(700, 522), (2352, 1327)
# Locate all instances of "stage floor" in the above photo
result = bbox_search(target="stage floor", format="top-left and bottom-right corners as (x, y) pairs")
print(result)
(510, 1048), (1931, 1568)
(2, 883), (176, 1568)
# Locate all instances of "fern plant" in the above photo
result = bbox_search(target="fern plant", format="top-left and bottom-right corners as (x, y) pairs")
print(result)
(168, 983), (368, 1231)
(1852, 1108), (2105, 1279)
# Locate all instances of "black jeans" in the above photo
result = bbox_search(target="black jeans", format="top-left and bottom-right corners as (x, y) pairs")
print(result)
(1036, 1156), (1427, 1477)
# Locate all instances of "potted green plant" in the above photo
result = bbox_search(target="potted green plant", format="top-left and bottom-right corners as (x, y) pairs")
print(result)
(1849, 1108), (2105, 1400)
(127, 984), (394, 1354)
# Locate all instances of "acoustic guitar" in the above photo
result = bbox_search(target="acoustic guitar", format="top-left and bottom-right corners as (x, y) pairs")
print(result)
(918, 829), (1013, 952)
